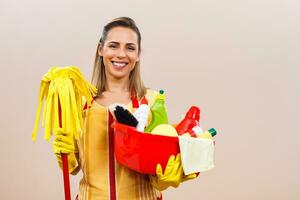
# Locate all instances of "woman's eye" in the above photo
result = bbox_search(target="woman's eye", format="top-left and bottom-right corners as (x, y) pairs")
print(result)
(128, 47), (135, 51)
(109, 45), (117, 48)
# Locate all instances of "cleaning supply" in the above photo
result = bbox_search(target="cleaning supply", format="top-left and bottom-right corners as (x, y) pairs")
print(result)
(181, 125), (203, 137)
(144, 90), (168, 132)
(175, 106), (200, 137)
(197, 128), (217, 139)
(178, 136), (215, 174)
(108, 103), (126, 114)
(114, 105), (138, 127)
(133, 96), (150, 132)
(151, 124), (178, 137)
(192, 125), (203, 134)
(31, 66), (97, 200)
(32, 66), (96, 141)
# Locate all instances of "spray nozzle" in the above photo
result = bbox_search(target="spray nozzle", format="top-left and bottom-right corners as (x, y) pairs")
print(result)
(185, 106), (200, 122)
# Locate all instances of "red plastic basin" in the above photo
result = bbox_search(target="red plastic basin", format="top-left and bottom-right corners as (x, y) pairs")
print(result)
(113, 122), (180, 175)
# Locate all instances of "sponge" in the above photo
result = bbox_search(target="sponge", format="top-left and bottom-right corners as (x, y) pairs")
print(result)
(151, 124), (178, 137)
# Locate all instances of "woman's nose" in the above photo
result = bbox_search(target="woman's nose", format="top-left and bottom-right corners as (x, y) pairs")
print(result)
(116, 48), (126, 58)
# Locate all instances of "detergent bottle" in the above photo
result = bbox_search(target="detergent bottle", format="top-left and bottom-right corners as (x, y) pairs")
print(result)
(197, 128), (217, 139)
(144, 90), (168, 132)
(134, 96), (150, 132)
(175, 106), (200, 137)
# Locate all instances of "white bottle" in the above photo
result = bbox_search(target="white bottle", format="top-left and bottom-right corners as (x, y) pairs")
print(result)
(134, 96), (149, 132)
(192, 125), (203, 135)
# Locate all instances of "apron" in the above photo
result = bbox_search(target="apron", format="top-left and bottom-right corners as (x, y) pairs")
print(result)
(76, 89), (162, 200)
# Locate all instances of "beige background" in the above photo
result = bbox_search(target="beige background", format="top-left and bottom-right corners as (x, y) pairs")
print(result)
(1, 0), (300, 199)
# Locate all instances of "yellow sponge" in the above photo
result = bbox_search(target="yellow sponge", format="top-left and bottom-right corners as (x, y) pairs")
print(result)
(151, 124), (178, 137)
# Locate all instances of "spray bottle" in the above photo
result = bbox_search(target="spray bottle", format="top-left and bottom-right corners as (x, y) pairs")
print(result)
(181, 124), (203, 137)
(144, 90), (168, 132)
(175, 106), (200, 137)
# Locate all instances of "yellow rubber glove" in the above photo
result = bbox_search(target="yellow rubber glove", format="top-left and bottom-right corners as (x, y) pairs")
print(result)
(182, 172), (198, 182)
(149, 153), (183, 191)
(52, 128), (79, 174)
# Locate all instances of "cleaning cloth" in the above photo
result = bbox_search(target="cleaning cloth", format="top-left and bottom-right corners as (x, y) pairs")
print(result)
(178, 136), (215, 175)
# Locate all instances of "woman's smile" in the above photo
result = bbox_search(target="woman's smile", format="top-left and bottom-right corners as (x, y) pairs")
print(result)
(111, 61), (129, 69)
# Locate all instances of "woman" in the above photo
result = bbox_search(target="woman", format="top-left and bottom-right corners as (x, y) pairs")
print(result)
(53, 17), (193, 200)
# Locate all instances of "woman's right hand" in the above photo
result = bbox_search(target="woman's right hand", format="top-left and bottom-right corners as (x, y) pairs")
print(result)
(52, 128), (79, 174)
(52, 128), (77, 154)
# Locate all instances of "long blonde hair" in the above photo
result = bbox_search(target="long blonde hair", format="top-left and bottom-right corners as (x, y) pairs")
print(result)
(91, 17), (147, 99)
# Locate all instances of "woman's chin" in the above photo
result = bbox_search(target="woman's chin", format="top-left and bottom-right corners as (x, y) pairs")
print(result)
(110, 67), (132, 79)
(105, 64), (133, 80)
(110, 71), (130, 79)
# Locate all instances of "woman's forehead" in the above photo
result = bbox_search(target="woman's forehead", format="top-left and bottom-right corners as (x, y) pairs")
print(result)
(106, 27), (138, 45)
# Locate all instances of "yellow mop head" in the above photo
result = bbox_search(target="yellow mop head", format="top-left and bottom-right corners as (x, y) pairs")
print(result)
(31, 66), (97, 142)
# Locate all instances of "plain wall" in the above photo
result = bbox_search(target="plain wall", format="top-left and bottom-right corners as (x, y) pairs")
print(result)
(1, 0), (299, 199)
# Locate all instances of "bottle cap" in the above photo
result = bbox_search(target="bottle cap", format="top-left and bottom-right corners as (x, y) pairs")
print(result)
(208, 128), (217, 137)
(157, 89), (165, 100)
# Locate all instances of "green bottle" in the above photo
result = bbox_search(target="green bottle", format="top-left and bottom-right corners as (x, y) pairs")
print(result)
(144, 90), (169, 132)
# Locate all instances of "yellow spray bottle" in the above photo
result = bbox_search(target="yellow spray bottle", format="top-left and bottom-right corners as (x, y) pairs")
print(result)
(144, 90), (169, 132)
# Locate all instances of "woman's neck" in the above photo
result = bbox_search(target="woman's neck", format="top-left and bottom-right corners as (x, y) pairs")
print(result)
(106, 76), (130, 93)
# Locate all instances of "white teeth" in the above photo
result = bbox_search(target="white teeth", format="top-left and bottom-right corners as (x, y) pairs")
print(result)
(112, 61), (127, 67)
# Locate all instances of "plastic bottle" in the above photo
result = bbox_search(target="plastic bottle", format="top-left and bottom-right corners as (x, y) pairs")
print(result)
(134, 96), (150, 132)
(144, 90), (168, 132)
(191, 125), (203, 135)
(175, 106), (200, 137)
(181, 125), (203, 137)
(197, 128), (217, 139)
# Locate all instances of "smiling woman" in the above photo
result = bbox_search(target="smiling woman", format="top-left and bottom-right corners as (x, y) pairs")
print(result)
(92, 17), (145, 100)
(51, 16), (195, 200)
(52, 17), (166, 200)
(99, 26), (140, 82)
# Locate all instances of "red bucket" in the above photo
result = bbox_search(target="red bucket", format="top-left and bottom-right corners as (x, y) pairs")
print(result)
(113, 122), (180, 175)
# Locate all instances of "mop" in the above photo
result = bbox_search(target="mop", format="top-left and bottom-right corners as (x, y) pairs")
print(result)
(31, 66), (97, 200)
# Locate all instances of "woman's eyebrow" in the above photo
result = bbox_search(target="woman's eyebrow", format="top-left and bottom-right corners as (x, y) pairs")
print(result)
(107, 41), (119, 45)
(126, 43), (137, 46)
(107, 41), (137, 46)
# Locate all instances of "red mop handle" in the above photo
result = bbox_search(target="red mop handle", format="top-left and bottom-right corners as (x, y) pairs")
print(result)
(58, 97), (71, 200)
(61, 153), (71, 200)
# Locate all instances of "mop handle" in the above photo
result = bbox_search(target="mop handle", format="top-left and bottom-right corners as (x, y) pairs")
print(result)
(62, 153), (71, 200)
(58, 97), (71, 200)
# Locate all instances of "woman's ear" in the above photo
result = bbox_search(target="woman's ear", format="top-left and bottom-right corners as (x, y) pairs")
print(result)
(136, 51), (141, 62)
(98, 44), (103, 56)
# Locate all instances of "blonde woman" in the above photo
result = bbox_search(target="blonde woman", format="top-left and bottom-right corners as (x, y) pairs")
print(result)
(53, 17), (194, 200)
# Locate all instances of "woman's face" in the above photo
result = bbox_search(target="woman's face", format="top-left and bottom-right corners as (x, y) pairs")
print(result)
(99, 26), (140, 80)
